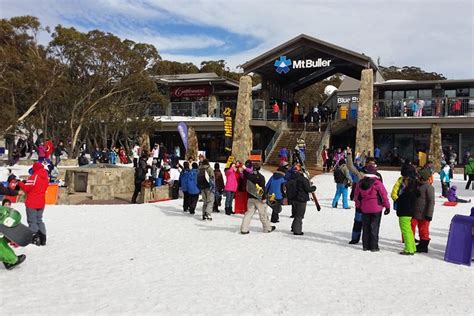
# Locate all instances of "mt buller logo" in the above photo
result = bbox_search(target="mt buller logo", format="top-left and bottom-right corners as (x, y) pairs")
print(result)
(274, 56), (292, 74)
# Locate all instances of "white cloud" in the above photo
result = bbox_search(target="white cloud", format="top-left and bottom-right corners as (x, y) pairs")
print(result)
(1, 0), (473, 78)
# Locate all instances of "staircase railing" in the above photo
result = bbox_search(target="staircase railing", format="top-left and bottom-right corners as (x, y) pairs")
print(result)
(264, 129), (283, 163)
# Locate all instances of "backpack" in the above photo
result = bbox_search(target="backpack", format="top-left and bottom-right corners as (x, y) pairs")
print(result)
(285, 178), (298, 200)
(197, 168), (210, 189)
(333, 167), (345, 184)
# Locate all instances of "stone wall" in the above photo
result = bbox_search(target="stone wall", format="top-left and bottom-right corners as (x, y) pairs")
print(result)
(429, 123), (443, 172)
(355, 69), (374, 156)
(64, 166), (134, 195)
(208, 95), (218, 117)
(231, 76), (253, 161)
(187, 126), (199, 159)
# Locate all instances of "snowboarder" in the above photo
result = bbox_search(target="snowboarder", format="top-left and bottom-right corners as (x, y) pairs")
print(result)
(240, 162), (275, 234)
(265, 165), (287, 223)
(331, 159), (352, 209)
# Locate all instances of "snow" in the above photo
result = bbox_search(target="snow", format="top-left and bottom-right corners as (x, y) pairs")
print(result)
(0, 168), (473, 314)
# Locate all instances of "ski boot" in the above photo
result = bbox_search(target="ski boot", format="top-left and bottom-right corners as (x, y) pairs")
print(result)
(4, 254), (26, 270)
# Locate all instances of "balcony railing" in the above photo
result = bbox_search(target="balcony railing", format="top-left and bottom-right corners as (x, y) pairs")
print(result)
(373, 97), (474, 118)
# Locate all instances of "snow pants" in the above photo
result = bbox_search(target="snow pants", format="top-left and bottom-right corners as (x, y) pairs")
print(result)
(399, 217), (416, 253)
(0, 237), (17, 265)
(188, 193), (199, 214)
(26, 208), (46, 235)
(182, 191), (189, 212)
(466, 174), (474, 190)
(332, 183), (349, 208)
(350, 208), (363, 242)
(225, 191), (235, 209)
(291, 201), (307, 234)
(131, 182), (142, 203)
(411, 218), (430, 241)
(241, 198), (272, 233)
(362, 212), (382, 250)
(270, 199), (283, 223)
(213, 190), (222, 212)
(441, 181), (450, 197)
(201, 189), (214, 217)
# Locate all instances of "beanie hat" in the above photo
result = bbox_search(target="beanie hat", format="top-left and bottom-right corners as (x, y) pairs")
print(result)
(418, 169), (431, 181)
(365, 164), (377, 174)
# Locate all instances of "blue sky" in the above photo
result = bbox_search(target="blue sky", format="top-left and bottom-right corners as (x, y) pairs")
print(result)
(1, 0), (473, 78)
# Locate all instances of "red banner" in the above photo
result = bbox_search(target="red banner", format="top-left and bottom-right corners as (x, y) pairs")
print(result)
(171, 85), (211, 98)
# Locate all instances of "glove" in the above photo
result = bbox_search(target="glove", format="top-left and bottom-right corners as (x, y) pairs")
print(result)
(425, 216), (432, 222)
(384, 208), (390, 215)
(310, 186), (316, 192)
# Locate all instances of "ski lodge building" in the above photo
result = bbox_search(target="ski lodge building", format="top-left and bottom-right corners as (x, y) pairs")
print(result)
(152, 34), (474, 166)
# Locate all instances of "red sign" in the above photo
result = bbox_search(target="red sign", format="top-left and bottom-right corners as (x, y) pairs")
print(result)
(171, 85), (211, 98)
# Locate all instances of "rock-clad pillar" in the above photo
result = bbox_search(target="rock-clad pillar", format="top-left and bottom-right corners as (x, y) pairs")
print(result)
(231, 76), (253, 161)
(355, 69), (374, 156)
(208, 95), (218, 117)
(429, 123), (443, 172)
(187, 126), (199, 159)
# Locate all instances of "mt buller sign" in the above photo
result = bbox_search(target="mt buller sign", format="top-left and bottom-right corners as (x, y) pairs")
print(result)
(274, 56), (332, 74)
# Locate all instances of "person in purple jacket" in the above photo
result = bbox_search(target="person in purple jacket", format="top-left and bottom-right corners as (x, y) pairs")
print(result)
(354, 164), (391, 252)
(447, 186), (471, 203)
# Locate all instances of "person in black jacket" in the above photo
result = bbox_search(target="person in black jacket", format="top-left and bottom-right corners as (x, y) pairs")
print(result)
(240, 163), (275, 234)
(395, 177), (418, 255)
(213, 163), (224, 213)
(131, 151), (150, 203)
(291, 164), (316, 236)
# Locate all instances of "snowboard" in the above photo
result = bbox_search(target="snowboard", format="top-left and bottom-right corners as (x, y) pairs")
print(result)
(246, 180), (264, 201)
(0, 223), (34, 247)
(293, 148), (322, 211)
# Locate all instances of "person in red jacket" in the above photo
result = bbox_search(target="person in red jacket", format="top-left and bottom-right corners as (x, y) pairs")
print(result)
(18, 162), (49, 246)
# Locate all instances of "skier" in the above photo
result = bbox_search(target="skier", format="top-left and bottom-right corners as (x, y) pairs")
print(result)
(289, 164), (316, 236)
(331, 159), (352, 209)
(18, 162), (49, 246)
(240, 162), (276, 234)
(265, 165), (287, 223)
(354, 164), (390, 252)
(197, 159), (215, 221)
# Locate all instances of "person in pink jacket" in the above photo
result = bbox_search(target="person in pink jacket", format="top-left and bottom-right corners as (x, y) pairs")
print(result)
(354, 164), (390, 252)
(224, 163), (238, 215)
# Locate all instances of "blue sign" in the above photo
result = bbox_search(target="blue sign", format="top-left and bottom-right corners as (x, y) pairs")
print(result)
(274, 56), (292, 74)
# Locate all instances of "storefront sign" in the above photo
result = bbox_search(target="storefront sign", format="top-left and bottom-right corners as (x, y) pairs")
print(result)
(337, 96), (359, 104)
(223, 106), (234, 154)
(274, 55), (332, 74)
(171, 85), (211, 98)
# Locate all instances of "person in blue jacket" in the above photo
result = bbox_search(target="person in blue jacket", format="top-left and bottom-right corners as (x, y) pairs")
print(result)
(266, 166), (287, 223)
(179, 162), (190, 212)
(184, 162), (201, 215)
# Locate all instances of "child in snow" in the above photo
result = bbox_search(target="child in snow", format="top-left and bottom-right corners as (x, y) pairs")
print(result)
(394, 177), (418, 255)
(265, 165), (287, 223)
(413, 169), (435, 253)
(447, 186), (471, 203)
(185, 163), (200, 215)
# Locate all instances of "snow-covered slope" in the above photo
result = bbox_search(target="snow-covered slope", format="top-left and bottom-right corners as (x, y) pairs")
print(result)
(0, 170), (472, 314)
